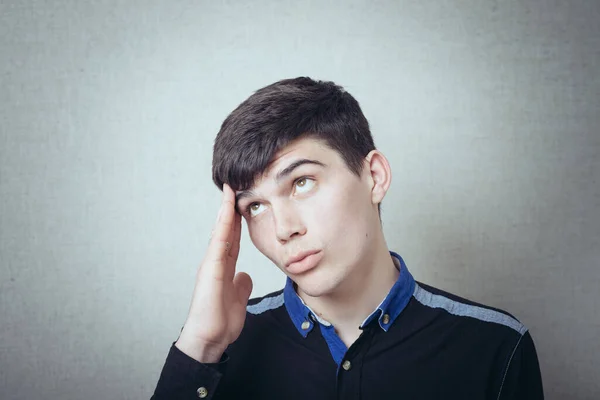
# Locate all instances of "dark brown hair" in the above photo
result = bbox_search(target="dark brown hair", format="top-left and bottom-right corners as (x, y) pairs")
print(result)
(212, 77), (381, 217)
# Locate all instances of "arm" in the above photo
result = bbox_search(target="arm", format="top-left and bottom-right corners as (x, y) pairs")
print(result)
(497, 331), (544, 400)
(151, 342), (228, 400)
(151, 184), (252, 399)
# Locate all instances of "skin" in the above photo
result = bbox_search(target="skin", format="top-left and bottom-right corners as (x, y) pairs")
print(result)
(176, 136), (398, 362)
(236, 136), (398, 346)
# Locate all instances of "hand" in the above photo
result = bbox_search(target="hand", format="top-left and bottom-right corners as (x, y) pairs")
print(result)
(175, 183), (253, 363)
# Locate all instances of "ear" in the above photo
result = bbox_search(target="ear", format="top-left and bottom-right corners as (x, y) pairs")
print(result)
(364, 150), (392, 206)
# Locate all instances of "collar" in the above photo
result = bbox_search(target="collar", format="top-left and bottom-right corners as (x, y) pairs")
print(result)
(283, 250), (416, 337)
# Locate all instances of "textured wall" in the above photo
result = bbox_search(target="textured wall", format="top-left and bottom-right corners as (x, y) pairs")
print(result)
(1, 1), (598, 399)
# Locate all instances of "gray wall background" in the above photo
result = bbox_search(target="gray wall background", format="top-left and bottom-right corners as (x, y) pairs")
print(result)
(1, 1), (598, 399)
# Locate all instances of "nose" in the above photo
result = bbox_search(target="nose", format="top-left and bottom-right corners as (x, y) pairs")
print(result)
(272, 202), (306, 243)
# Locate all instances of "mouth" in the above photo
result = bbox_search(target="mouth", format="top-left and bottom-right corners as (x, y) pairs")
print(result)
(285, 250), (323, 274)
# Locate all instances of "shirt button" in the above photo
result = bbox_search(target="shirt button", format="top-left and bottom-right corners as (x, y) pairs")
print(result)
(342, 360), (352, 371)
(301, 320), (311, 330)
(197, 387), (208, 398)
(382, 314), (390, 324)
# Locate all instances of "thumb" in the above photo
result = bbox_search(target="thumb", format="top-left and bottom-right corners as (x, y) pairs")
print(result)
(233, 272), (253, 305)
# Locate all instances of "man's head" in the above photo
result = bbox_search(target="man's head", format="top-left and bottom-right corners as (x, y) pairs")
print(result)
(212, 77), (392, 296)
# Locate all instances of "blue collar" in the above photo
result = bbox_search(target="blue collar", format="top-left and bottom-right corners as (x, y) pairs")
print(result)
(284, 251), (416, 337)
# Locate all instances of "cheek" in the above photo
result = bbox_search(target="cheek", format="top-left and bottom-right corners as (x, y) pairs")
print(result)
(304, 187), (353, 240)
(248, 223), (277, 261)
(248, 225), (264, 251)
(312, 181), (372, 245)
(312, 198), (345, 227)
(313, 180), (362, 221)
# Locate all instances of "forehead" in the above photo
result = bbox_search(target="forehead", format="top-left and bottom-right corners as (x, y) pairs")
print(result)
(268, 137), (332, 169)
(235, 137), (336, 194)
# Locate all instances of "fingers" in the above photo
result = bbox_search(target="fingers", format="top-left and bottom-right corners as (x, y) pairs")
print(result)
(229, 211), (242, 260)
(233, 272), (253, 305)
(206, 183), (236, 264)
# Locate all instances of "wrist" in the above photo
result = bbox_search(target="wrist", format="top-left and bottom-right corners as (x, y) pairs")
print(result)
(175, 333), (225, 363)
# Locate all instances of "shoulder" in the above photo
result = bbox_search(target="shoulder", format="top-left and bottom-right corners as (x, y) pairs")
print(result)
(227, 289), (293, 352)
(246, 289), (285, 315)
(412, 281), (527, 336)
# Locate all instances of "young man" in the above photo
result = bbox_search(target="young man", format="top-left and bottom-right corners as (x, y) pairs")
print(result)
(151, 77), (544, 399)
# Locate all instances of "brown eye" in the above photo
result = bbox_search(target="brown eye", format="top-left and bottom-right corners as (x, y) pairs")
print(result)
(245, 202), (263, 217)
(294, 177), (315, 194)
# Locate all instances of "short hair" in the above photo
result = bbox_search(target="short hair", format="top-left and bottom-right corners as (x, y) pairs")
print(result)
(212, 77), (381, 218)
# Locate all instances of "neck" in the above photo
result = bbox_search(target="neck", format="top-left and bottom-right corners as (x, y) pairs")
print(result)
(297, 234), (399, 343)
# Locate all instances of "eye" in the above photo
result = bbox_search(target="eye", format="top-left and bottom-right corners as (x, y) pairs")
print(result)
(294, 177), (315, 194)
(244, 177), (316, 218)
(245, 202), (266, 218)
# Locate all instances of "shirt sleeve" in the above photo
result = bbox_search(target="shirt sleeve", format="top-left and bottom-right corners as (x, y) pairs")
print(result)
(497, 331), (545, 400)
(151, 341), (229, 400)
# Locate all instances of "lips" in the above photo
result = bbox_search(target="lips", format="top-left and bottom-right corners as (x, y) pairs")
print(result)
(285, 250), (321, 268)
(285, 250), (323, 274)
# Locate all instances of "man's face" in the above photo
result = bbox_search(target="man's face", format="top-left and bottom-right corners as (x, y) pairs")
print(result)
(235, 136), (385, 297)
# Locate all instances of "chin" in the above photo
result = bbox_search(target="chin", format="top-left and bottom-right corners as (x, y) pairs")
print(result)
(293, 268), (343, 298)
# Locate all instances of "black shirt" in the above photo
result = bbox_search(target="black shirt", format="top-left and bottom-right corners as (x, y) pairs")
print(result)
(152, 252), (544, 399)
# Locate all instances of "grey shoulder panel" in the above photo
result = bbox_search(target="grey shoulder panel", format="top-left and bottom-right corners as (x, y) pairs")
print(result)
(413, 283), (527, 335)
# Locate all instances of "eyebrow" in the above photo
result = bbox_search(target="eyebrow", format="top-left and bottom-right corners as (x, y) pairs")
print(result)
(235, 158), (326, 211)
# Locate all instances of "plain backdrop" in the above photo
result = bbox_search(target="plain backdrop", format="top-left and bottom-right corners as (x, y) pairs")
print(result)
(1, 1), (599, 399)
